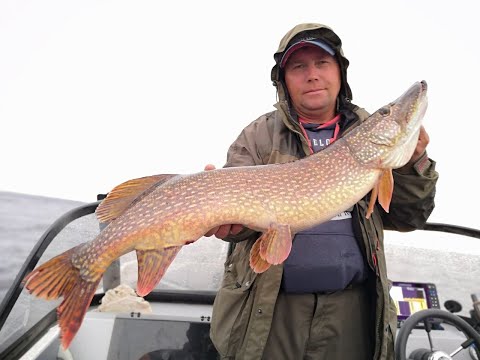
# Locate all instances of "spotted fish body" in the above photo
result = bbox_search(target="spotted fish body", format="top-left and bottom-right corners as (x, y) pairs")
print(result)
(24, 81), (428, 349)
(89, 146), (378, 263)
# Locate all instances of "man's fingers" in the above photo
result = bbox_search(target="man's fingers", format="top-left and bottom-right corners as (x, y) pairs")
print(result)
(205, 164), (216, 171)
(214, 225), (232, 239)
(415, 126), (429, 156)
(418, 126), (429, 146)
(205, 226), (219, 237)
(204, 225), (230, 239)
(408, 126), (430, 164)
(230, 224), (243, 235)
(205, 224), (244, 238)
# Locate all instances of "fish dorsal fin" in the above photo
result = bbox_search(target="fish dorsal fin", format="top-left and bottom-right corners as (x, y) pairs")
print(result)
(96, 174), (177, 223)
(365, 169), (394, 219)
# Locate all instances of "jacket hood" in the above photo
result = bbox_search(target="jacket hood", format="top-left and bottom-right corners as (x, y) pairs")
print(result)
(271, 23), (353, 105)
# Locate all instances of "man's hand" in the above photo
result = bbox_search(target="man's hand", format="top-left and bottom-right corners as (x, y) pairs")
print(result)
(407, 126), (430, 164)
(204, 164), (244, 239)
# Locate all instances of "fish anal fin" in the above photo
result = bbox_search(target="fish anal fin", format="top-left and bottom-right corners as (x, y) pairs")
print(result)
(259, 223), (292, 265)
(249, 238), (272, 273)
(378, 169), (394, 213)
(96, 174), (177, 223)
(136, 246), (181, 297)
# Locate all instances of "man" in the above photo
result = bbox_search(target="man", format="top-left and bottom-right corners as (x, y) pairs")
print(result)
(206, 23), (438, 360)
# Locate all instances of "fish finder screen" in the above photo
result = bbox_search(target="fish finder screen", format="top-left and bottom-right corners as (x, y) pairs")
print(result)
(390, 282), (430, 320)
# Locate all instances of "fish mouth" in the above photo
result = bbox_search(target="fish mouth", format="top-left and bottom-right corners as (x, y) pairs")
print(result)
(386, 81), (428, 168)
(422, 80), (428, 91)
(343, 81), (429, 169)
(417, 81), (428, 118)
(405, 81), (428, 131)
(420, 80), (428, 92)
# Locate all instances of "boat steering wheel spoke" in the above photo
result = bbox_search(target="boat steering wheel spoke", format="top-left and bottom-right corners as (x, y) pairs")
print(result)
(395, 309), (480, 360)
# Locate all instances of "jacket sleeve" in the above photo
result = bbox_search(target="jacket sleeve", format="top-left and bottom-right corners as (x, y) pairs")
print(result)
(380, 151), (439, 231)
(224, 118), (270, 168)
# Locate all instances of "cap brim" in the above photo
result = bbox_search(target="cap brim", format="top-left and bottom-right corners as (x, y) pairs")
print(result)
(280, 40), (335, 68)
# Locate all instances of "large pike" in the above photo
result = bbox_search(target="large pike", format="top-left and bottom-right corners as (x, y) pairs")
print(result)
(23, 81), (428, 349)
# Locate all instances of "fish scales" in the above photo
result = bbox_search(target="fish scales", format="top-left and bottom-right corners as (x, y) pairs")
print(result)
(96, 146), (375, 252)
(75, 142), (381, 281)
(23, 81), (428, 349)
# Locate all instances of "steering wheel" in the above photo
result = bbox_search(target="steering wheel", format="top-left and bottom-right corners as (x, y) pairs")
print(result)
(395, 309), (480, 360)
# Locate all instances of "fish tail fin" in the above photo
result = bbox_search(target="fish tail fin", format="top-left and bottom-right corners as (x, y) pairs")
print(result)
(23, 243), (100, 349)
(23, 244), (84, 300)
(136, 246), (182, 296)
(57, 279), (100, 349)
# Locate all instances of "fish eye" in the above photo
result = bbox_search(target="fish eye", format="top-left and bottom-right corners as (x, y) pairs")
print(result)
(378, 107), (391, 116)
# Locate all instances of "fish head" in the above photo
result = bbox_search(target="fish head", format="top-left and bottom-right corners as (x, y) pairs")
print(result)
(345, 80), (428, 169)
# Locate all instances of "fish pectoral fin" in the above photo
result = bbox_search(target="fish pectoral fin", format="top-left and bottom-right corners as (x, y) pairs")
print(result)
(249, 238), (272, 274)
(378, 169), (394, 213)
(96, 174), (178, 223)
(136, 246), (181, 297)
(366, 183), (379, 219)
(259, 223), (292, 265)
(366, 169), (394, 219)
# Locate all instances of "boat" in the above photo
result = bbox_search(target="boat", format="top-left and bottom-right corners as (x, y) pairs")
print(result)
(0, 198), (479, 360)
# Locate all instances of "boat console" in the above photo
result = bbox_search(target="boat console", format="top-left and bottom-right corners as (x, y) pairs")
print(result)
(391, 281), (441, 328)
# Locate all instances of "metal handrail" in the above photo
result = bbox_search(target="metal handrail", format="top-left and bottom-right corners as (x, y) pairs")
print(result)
(0, 201), (100, 330)
(423, 222), (480, 239)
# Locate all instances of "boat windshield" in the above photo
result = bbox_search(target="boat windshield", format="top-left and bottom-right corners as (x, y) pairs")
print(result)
(0, 202), (229, 355)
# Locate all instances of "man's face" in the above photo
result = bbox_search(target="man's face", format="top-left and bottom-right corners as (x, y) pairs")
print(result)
(284, 45), (341, 122)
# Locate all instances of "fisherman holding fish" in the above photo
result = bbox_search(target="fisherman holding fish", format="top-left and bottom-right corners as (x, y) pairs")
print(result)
(23, 23), (438, 359)
(206, 23), (438, 360)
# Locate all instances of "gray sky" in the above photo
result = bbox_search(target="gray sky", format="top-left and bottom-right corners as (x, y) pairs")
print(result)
(1, 0), (479, 230)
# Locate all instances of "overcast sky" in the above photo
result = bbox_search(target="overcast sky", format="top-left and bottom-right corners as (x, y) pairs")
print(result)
(1, 0), (479, 230)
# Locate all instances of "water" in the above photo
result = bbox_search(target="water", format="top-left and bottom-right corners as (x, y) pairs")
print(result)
(0, 191), (84, 300)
